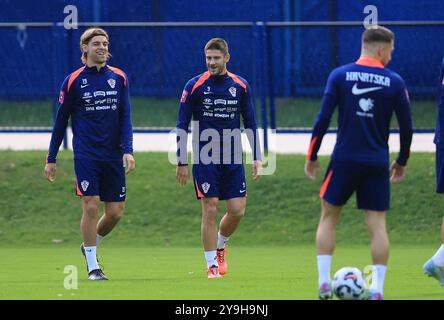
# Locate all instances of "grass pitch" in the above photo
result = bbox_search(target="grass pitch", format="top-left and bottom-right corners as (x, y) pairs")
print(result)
(0, 245), (442, 300)
(0, 151), (444, 300)
(0, 151), (443, 246)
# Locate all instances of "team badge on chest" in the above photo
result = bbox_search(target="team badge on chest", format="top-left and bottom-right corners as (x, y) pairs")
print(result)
(229, 87), (237, 97)
(107, 79), (116, 89)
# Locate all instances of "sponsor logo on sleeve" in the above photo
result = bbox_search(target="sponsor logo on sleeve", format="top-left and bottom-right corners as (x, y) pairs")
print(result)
(181, 90), (188, 103)
(405, 89), (410, 102)
(59, 91), (65, 104)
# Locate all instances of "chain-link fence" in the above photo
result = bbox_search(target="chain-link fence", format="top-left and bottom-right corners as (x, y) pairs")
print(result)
(1, 21), (443, 139)
(266, 21), (444, 130)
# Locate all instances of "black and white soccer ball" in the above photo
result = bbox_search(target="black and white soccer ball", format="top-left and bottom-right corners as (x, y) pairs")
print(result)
(332, 267), (367, 300)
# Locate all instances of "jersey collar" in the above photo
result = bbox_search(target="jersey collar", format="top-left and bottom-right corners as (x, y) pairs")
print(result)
(355, 57), (384, 68)
(210, 72), (230, 80)
(83, 64), (110, 73)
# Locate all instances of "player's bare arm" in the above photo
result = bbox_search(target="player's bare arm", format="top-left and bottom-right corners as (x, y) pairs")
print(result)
(176, 164), (189, 186)
(305, 159), (320, 180)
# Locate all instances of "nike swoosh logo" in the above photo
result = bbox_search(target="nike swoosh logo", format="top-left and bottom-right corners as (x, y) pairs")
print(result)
(351, 83), (382, 95)
(81, 84), (89, 88)
(119, 194), (126, 197)
(239, 189), (246, 193)
(203, 92), (213, 95)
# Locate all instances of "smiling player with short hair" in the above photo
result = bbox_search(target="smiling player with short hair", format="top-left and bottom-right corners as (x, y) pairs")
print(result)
(176, 38), (262, 278)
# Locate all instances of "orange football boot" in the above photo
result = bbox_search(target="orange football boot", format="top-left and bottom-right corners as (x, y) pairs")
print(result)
(217, 246), (228, 275)
(207, 265), (222, 279)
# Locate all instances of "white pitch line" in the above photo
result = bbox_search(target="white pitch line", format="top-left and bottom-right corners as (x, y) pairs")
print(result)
(0, 130), (436, 154)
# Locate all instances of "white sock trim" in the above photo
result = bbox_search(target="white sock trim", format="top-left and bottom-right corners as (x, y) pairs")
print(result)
(370, 264), (387, 294)
(84, 246), (100, 272)
(217, 232), (230, 250)
(204, 250), (217, 269)
(96, 234), (105, 246)
(317, 255), (332, 287)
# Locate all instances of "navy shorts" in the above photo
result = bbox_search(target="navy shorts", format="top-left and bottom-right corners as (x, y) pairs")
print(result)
(74, 159), (126, 202)
(436, 146), (444, 193)
(320, 160), (390, 211)
(192, 163), (246, 200)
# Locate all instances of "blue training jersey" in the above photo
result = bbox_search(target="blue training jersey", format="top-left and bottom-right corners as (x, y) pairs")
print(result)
(47, 65), (133, 163)
(434, 58), (444, 146)
(176, 71), (261, 165)
(307, 58), (413, 168)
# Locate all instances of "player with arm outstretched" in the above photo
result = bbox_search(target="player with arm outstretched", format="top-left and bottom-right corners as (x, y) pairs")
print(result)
(305, 26), (413, 300)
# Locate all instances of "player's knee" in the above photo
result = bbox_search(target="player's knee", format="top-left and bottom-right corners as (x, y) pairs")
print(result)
(83, 199), (100, 216)
(202, 199), (219, 215)
(228, 206), (245, 218)
(202, 214), (217, 228)
(367, 223), (387, 236)
(108, 209), (124, 221)
(202, 204), (218, 225)
(106, 203), (125, 221)
(365, 212), (386, 231)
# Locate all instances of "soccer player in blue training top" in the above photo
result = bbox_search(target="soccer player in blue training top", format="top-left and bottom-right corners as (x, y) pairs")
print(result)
(44, 28), (135, 280)
(423, 57), (444, 286)
(176, 38), (262, 278)
(304, 26), (413, 300)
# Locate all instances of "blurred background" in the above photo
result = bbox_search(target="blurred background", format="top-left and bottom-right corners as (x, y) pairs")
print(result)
(1, 0), (444, 134)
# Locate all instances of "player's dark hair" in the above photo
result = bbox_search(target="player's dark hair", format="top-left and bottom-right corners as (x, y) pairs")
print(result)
(80, 27), (111, 64)
(362, 26), (394, 44)
(204, 38), (229, 55)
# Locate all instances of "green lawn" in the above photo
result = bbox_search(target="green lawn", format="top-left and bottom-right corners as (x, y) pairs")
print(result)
(0, 97), (437, 128)
(0, 246), (442, 300)
(0, 151), (443, 300)
(0, 151), (443, 246)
